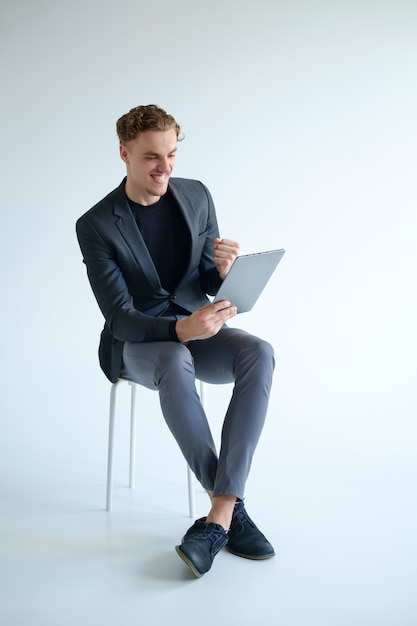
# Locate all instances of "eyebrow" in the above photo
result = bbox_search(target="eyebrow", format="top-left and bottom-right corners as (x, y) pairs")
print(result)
(143, 147), (178, 157)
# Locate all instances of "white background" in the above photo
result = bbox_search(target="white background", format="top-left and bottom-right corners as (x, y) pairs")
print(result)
(1, 1), (416, 624)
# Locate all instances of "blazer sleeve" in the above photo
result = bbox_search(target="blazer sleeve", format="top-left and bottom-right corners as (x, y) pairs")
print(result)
(76, 215), (175, 343)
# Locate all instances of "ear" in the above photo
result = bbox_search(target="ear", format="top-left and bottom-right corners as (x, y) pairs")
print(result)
(119, 144), (129, 163)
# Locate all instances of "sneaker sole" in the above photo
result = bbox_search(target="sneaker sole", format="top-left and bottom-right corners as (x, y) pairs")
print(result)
(175, 545), (204, 578)
(224, 545), (276, 560)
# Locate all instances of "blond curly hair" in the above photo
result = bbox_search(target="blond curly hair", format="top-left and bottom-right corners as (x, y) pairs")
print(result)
(116, 104), (182, 144)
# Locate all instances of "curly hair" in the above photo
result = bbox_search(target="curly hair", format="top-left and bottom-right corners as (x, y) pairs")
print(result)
(116, 104), (183, 144)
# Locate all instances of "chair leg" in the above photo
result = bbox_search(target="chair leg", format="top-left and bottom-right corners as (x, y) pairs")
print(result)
(187, 465), (195, 518)
(199, 379), (205, 408)
(106, 380), (121, 511)
(129, 382), (137, 488)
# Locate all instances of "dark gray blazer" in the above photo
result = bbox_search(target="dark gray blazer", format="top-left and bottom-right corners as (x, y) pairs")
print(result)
(76, 177), (223, 382)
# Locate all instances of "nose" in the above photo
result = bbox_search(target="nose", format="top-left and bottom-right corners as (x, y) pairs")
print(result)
(157, 157), (170, 173)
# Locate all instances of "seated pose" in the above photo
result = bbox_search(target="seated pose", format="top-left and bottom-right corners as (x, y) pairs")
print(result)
(76, 104), (275, 578)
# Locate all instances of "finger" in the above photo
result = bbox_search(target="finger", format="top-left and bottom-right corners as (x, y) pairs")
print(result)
(211, 300), (231, 313)
(217, 238), (240, 252)
(218, 305), (237, 321)
(219, 307), (237, 321)
(218, 238), (238, 248)
(214, 238), (239, 251)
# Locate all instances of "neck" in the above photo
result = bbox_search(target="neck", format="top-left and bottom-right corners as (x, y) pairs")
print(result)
(124, 180), (161, 206)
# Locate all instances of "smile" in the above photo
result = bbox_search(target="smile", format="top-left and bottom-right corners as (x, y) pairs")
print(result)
(151, 174), (169, 184)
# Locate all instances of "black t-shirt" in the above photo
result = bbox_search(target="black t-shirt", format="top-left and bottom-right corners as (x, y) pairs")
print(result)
(127, 190), (190, 301)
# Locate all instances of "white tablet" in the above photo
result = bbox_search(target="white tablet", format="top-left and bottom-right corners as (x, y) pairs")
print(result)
(213, 249), (285, 313)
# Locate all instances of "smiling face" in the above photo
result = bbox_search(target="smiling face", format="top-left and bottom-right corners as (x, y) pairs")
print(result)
(120, 128), (178, 205)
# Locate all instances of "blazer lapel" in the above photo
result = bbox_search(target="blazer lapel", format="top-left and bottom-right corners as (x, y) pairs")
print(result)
(112, 183), (163, 291)
(168, 181), (199, 272)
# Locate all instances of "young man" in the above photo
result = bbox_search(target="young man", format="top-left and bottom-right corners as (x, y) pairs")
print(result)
(76, 104), (275, 578)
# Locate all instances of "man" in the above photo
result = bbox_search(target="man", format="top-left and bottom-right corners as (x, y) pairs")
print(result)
(76, 104), (275, 578)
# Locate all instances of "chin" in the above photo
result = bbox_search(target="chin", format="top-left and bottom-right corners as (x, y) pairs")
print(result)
(153, 185), (169, 197)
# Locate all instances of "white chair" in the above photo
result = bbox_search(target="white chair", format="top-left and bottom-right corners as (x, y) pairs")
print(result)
(106, 378), (206, 517)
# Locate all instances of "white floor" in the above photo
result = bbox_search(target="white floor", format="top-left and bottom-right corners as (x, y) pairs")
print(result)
(1, 443), (416, 626)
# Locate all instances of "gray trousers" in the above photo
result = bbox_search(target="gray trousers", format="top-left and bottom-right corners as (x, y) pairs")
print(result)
(121, 326), (275, 500)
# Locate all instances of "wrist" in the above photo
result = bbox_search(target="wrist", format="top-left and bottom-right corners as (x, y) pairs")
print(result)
(175, 319), (188, 342)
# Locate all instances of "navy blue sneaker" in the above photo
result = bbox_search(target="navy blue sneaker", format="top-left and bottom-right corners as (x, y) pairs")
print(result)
(226, 501), (275, 559)
(175, 518), (229, 578)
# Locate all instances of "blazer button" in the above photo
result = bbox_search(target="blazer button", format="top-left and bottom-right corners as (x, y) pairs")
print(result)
(171, 294), (177, 300)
